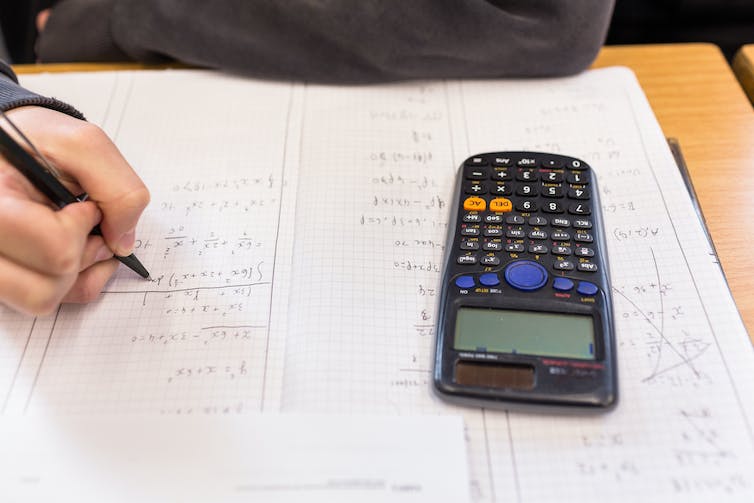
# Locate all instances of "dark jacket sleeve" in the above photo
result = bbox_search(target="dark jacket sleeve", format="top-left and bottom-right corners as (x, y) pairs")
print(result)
(37, 0), (615, 83)
(0, 61), (84, 118)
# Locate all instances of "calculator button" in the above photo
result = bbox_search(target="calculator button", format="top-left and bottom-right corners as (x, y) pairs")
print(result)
(517, 158), (537, 167)
(463, 197), (486, 211)
(553, 260), (575, 271)
(551, 217), (571, 227)
(528, 216), (548, 226)
(567, 172), (590, 184)
(504, 260), (548, 291)
(542, 201), (564, 213)
(541, 185), (564, 198)
(483, 227), (503, 237)
(568, 203), (591, 215)
(568, 159), (587, 170)
(575, 246), (595, 257)
(461, 226), (480, 236)
(541, 171), (564, 182)
(460, 239), (480, 250)
(483, 240), (503, 251)
(489, 198), (513, 212)
(515, 200), (538, 212)
(552, 277), (574, 291)
(528, 230), (548, 240)
(506, 215), (525, 225)
(574, 232), (594, 243)
(484, 214), (504, 224)
(541, 158), (564, 169)
(505, 243), (525, 253)
(516, 170), (538, 182)
(577, 281), (599, 295)
(492, 156), (512, 167)
(492, 169), (512, 181)
(578, 262), (599, 272)
(479, 273), (501, 287)
(568, 188), (590, 200)
(506, 228), (525, 239)
(491, 183), (512, 196)
(465, 156), (488, 166)
(463, 213), (482, 223)
(457, 254), (478, 265)
(529, 244), (549, 254)
(465, 182), (487, 195)
(516, 184), (538, 196)
(573, 219), (592, 229)
(480, 255), (501, 266)
(552, 245), (573, 256)
(464, 167), (488, 180)
(455, 275), (475, 288)
(551, 230), (571, 241)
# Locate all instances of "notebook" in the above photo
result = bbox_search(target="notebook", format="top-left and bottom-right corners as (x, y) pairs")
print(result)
(2, 66), (753, 501)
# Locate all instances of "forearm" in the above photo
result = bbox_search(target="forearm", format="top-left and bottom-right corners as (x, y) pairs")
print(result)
(39, 0), (615, 82)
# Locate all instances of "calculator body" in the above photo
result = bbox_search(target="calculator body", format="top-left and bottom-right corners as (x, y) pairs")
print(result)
(433, 152), (617, 412)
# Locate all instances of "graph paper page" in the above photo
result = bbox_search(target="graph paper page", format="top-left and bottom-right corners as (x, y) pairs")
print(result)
(1, 70), (301, 415)
(281, 68), (754, 501)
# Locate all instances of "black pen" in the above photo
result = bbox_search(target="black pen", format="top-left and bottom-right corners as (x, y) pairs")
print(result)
(0, 111), (150, 279)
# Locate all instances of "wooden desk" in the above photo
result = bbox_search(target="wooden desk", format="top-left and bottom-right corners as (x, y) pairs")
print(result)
(14, 43), (754, 341)
(594, 44), (754, 342)
(733, 44), (754, 104)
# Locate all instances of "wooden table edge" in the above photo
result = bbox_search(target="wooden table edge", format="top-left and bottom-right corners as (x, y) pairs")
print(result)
(733, 44), (754, 105)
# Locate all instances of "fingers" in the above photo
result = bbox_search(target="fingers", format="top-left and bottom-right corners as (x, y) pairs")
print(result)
(0, 253), (73, 316)
(0, 197), (101, 275)
(5, 107), (150, 256)
(79, 235), (114, 272)
(36, 9), (51, 33)
(62, 259), (119, 304)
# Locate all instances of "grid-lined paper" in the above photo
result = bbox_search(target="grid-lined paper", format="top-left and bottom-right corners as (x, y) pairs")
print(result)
(282, 69), (754, 501)
(0, 67), (751, 501)
(3, 71), (299, 415)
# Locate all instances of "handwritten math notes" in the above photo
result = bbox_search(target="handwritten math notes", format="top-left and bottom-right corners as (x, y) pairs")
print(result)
(1, 68), (752, 502)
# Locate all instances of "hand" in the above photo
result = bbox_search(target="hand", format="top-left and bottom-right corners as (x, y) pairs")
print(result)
(36, 9), (51, 33)
(0, 106), (150, 315)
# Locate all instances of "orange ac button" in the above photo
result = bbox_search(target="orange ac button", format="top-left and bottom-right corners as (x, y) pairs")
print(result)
(463, 196), (486, 211)
(489, 197), (512, 212)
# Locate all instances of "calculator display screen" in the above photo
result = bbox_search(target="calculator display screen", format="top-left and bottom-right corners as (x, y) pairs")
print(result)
(454, 308), (595, 360)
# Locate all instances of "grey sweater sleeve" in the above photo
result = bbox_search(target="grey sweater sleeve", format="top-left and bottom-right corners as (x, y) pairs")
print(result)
(0, 61), (84, 118)
(38, 0), (615, 83)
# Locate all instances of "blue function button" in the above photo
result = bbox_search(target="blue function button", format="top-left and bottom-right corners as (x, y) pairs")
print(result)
(455, 275), (475, 289)
(552, 277), (574, 292)
(479, 273), (500, 287)
(504, 260), (548, 291)
(577, 281), (599, 296)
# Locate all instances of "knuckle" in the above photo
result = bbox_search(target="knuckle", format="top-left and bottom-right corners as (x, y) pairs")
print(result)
(65, 120), (107, 146)
(120, 185), (151, 212)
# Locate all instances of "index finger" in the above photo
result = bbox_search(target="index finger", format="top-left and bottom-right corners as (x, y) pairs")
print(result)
(21, 112), (150, 256)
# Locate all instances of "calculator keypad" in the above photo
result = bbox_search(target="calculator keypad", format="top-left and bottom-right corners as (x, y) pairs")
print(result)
(457, 153), (599, 279)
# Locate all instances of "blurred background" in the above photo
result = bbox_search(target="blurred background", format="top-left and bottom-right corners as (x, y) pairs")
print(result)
(0, 0), (753, 63)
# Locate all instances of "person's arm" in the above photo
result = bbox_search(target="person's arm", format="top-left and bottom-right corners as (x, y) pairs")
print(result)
(37, 0), (615, 82)
(0, 64), (149, 315)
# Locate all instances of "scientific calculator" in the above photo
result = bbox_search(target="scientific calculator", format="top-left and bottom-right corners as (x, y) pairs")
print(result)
(433, 152), (617, 411)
